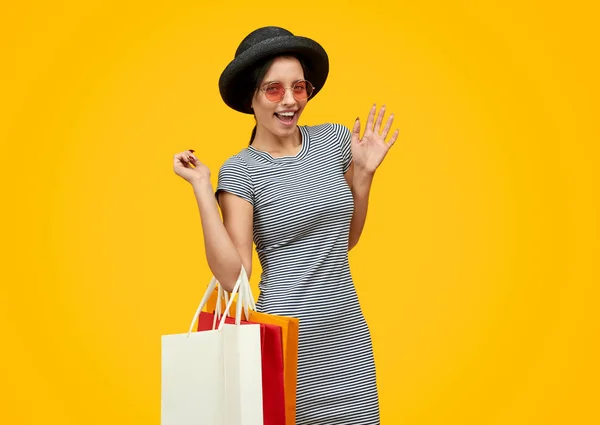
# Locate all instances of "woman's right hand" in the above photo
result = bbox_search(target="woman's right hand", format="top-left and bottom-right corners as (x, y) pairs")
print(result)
(173, 150), (211, 184)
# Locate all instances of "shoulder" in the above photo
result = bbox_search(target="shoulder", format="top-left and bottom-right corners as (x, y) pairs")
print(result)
(218, 150), (254, 184)
(302, 122), (351, 141)
(219, 149), (251, 172)
(216, 149), (254, 204)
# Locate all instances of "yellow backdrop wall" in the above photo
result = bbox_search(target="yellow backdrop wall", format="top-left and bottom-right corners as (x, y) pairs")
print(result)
(1, 1), (598, 424)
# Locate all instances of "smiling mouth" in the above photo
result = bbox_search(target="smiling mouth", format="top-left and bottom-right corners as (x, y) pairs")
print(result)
(274, 112), (296, 123)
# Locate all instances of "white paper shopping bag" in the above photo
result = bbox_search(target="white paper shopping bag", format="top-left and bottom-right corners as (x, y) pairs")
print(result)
(161, 268), (264, 425)
(161, 330), (225, 425)
(222, 324), (263, 425)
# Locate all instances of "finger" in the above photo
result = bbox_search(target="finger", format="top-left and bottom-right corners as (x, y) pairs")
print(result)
(374, 105), (385, 134)
(387, 129), (400, 148)
(186, 150), (198, 164)
(365, 104), (376, 133)
(381, 113), (394, 139)
(174, 153), (189, 164)
(188, 154), (200, 167)
(351, 117), (361, 144)
(174, 153), (191, 168)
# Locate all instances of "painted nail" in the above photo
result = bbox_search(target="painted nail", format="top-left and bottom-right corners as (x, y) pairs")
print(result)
(189, 149), (195, 153)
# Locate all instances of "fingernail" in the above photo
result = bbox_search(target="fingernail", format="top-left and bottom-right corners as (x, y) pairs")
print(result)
(356, 117), (359, 121)
(189, 149), (195, 153)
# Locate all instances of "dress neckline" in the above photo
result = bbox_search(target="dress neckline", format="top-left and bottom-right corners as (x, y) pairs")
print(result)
(247, 126), (310, 163)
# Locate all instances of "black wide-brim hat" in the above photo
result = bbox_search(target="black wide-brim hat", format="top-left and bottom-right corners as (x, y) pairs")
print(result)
(219, 26), (329, 114)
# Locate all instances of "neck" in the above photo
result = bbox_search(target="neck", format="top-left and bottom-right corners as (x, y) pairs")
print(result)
(252, 125), (302, 156)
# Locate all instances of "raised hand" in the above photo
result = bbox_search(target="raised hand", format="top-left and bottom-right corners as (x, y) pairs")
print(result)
(173, 149), (211, 184)
(351, 104), (399, 175)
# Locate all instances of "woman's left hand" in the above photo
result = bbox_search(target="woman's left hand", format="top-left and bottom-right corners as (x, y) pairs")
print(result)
(351, 104), (399, 175)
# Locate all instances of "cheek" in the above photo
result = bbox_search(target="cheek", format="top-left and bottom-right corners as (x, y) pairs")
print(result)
(253, 105), (274, 125)
(296, 102), (307, 115)
(253, 99), (275, 119)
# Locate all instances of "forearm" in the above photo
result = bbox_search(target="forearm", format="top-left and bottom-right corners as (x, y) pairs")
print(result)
(348, 170), (374, 250)
(192, 180), (243, 291)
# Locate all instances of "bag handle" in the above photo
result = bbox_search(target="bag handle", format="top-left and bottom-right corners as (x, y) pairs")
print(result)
(186, 266), (254, 336)
(212, 267), (256, 326)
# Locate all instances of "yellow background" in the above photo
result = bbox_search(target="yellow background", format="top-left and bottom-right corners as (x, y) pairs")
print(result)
(1, 1), (598, 424)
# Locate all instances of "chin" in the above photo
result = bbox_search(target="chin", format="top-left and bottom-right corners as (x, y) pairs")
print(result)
(277, 127), (298, 139)
(270, 119), (299, 136)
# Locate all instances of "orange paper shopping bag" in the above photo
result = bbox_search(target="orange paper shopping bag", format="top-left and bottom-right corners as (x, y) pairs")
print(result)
(207, 288), (299, 425)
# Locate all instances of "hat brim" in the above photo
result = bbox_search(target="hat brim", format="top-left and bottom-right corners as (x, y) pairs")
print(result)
(219, 35), (329, 114)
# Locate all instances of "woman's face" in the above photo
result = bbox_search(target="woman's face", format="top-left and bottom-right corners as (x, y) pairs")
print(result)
(251, 56), (308, 139)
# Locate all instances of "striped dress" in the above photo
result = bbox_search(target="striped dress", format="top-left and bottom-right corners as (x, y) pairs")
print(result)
(216, 123), (380, 425)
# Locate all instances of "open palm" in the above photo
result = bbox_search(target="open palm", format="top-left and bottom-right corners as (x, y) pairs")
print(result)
(351, 104), (399, 174)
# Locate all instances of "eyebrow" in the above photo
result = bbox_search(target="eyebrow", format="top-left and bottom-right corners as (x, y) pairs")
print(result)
(262, 78), (305, 85)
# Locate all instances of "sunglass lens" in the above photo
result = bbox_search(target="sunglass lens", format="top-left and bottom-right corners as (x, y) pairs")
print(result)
(265, 83), (284, 101)
(293, 81), (313, 100)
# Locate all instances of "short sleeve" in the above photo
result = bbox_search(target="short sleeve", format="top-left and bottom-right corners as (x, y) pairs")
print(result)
(216, 155), (254, 206)
(331, 123), (353, 173)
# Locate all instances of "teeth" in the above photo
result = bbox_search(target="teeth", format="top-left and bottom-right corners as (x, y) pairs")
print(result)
(277, 112), (295, 117)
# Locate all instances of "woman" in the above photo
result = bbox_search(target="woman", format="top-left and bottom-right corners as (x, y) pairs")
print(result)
(173, 26), (398, 425)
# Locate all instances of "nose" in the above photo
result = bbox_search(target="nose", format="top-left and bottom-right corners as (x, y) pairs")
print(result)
(281, 87), (297, 106)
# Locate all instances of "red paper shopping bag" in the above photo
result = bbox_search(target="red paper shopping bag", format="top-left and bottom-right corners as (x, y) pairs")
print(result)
(198, 312), (286, 425)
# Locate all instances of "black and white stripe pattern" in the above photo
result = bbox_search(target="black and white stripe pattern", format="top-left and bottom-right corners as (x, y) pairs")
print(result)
(217, 123), (380, 425)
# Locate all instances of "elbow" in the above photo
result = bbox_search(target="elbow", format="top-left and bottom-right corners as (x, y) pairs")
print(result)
(219, 278), (237, 293)
(217, 273), (239, 293)
(215, 264), (252, 293)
